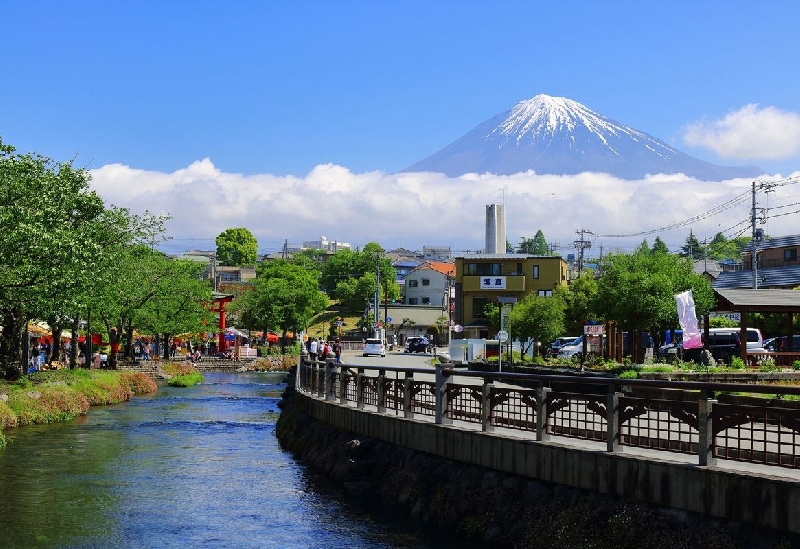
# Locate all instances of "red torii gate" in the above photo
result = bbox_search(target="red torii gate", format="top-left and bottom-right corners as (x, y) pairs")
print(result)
(206, 292), (234, 353)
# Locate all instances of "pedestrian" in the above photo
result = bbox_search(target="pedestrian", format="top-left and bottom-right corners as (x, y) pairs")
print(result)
(333, 338), (342, 363)
(309, 338), (318, 362)
(142, 341), (151, 361)
(320, 341), (329, 360)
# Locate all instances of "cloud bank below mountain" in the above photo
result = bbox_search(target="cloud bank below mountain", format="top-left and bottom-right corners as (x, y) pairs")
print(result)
(89, 160), (799, 257)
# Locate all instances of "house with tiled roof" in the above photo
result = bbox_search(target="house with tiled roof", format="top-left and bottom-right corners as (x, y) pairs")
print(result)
(403, 261), (455, 308)
(713, 235), (800, 289)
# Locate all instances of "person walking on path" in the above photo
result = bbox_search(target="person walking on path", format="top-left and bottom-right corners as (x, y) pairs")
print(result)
(309, 338), (318, 362)
(333, 339), (342, 364)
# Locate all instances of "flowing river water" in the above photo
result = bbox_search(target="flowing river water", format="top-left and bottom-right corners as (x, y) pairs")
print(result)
(0, 372), (453, 549)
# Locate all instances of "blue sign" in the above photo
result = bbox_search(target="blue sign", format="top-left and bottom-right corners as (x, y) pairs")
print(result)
(386, 316), (392, 323)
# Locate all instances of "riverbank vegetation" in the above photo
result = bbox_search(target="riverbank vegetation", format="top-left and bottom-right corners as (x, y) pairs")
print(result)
(161, 363), (204, 387)
(0, 369), (157, 447)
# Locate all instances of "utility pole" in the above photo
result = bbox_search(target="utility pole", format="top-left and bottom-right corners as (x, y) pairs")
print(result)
(574, 229), (593, 273)
(374, 252), (381, 338)
(752, 181), (758, 289)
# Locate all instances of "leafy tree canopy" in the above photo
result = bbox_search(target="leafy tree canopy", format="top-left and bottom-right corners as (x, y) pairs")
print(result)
(508, 293), (565, 355)
(592, 250), (714, 334)
(518, 230), (549, 255)
(216, 227), (258, 266)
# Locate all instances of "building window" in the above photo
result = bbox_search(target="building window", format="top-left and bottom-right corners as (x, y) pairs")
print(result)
(785, 249), (798, 262)
(467, 263), (501, 276)
(533, 265), (540, 279)
(409, 298), (418, 305)
(422, 297), (430, 304)
(473, 296), (488, 318)
(408, 280), (418, 287)
(537, 290), (553, 297)
(422, 279), (430, 286)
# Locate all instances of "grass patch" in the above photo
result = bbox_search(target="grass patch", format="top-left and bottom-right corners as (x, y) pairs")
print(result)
(0, 369), (158, 435)
(168, 371), (204, 387)
(160, 362), (204, 387)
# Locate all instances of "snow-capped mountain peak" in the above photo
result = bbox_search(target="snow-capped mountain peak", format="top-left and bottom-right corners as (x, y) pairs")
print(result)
(401, 94), (763, 181)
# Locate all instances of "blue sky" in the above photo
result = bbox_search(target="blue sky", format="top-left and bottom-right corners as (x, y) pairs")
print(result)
(2, 2), (800, 255)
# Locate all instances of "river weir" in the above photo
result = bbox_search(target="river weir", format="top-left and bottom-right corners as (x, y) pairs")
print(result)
(0, 372), (449, 549)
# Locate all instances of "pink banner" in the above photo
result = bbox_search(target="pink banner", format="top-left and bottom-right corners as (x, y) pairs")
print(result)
(675, 290), (702, 349)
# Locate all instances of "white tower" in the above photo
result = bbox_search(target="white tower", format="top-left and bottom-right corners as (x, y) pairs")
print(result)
(485, 204), (506, 254)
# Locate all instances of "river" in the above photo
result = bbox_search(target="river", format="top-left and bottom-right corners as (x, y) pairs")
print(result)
(0, 372), (454, 549)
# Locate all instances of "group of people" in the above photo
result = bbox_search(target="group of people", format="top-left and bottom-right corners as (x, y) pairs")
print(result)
(307, 337), (342, 363)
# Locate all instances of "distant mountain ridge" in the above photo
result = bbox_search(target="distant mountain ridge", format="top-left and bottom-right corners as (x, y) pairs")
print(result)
(401, 94), (764, 181)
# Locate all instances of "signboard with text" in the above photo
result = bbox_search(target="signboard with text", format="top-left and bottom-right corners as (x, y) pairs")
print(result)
(583, 324), (605, 335)
(709, 312), (741, 323)
(480, 276), (506, 290)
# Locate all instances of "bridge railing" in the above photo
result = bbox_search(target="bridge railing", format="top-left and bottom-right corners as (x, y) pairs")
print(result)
(297, 358), (800, 469)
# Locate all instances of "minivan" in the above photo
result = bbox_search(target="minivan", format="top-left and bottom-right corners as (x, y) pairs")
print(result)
(708, 327), (764, 351)
(362, 338), (386, 357)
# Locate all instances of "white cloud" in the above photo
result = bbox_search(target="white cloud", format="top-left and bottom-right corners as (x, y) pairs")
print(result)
(683, 104), (800, 160)
(88, 161), (800, 257)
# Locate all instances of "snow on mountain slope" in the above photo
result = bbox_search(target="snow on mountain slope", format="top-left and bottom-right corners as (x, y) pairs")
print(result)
(401, 94), (764, 181)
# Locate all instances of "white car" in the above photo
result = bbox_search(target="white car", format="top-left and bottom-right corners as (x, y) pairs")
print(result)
(557, 336), (584, 359)
(363, 338), (386, 357)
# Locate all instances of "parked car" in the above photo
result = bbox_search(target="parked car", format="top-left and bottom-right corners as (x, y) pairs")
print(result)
(404, 336), (431, 354)
(681, 332), (742, 364)
(362, 338), (386, 357)
(770, 335), (800, 352)
(556, 336), (585, 359)
(546, 336), (579, 357)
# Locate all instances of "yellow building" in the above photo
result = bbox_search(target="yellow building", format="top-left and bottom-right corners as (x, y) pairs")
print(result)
(453, 254), (569, 339)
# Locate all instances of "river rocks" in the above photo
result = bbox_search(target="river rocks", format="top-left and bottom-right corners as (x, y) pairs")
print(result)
(0, 394), (7, 403)
(26, 391), (41, 399)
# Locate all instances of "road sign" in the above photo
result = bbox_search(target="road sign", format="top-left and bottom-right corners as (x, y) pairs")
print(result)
(386, 316), (392, 323)
(497, 330), (509, 342)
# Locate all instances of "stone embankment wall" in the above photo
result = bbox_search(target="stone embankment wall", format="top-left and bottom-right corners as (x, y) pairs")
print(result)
(276, 387), (800, 549)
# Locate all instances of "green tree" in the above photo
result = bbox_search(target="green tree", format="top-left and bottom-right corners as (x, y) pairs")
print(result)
(517, 230), (549, 255)
(508, 294), (565, 356)
(241, 260), (328, 346)
(592, 251), (714, 338)
(680, 230), (705, 260)
(319, 244), (398, 313)
(556, 271), (598, 335)
(0, 140), (114, 367)
(651, 236), (669, 255)
(216, 228), (258, 266)
(706, 232), (751, 261)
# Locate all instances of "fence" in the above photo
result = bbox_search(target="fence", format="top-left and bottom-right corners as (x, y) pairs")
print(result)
(297, 359), (800, 469)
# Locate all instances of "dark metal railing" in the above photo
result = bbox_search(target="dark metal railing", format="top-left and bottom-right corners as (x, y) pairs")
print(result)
(296, 358), (800, 469)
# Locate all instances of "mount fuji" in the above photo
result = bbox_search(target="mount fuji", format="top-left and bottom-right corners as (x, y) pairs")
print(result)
(401, 94), (764, 181)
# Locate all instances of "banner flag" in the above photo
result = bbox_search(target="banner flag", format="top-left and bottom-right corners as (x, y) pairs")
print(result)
(675, 290), (702, 349)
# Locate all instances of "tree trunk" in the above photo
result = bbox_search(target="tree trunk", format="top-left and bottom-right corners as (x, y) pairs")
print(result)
(70, 316), (79, 369)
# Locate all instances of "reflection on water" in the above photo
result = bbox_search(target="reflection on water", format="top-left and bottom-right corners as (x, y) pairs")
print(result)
(0, 372), (449, 549)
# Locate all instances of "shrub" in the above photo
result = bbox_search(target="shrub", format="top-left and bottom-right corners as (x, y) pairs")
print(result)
(119, 371), (158, 394)
(0, 401), (18, 429)
(619, 370), (638, 379)
(0, 432), (5, 448)
(759, 358), (778, 373)
(168, 372), (204, 387)
(730, 356), (746, 370)
(793, 360), (800, 371)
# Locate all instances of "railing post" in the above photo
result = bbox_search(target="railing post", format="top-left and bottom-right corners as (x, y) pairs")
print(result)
(698, 391), (718, 466)
(606, 384), (621, 453)
(315, 362), (324, 398)
(435, 363), (452, 425)
(338, 366), (347, 404)
(481, 381), (494, 432)
(356, 368), (365, 409)
(536, 383), (551, 441)
(403, 372), (414, 419)
(376, 369), (386, 413)
(324, 359), (335, 401)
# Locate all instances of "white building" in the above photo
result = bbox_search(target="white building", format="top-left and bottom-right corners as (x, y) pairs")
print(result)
(302, 236), (351, 252)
